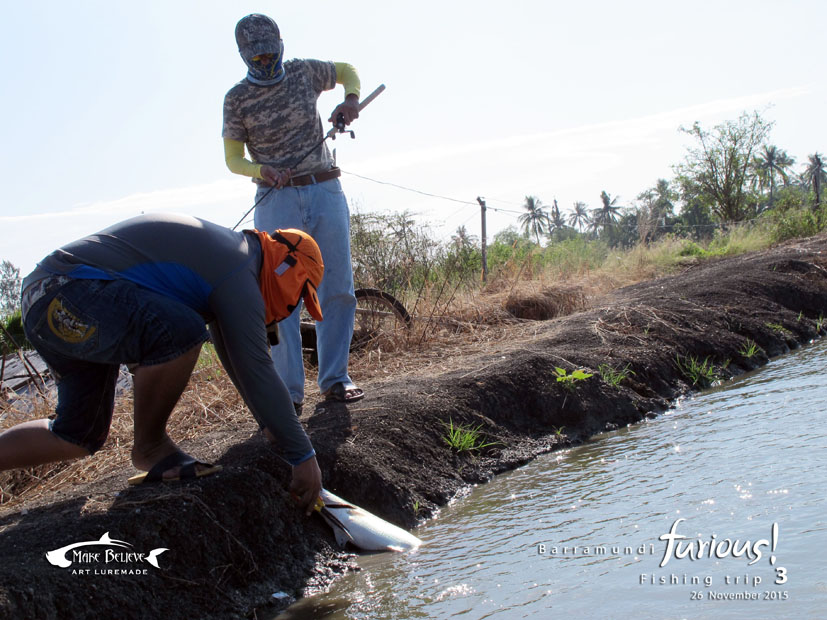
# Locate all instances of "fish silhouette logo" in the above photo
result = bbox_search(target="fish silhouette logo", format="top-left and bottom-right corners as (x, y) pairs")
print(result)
(45, 532), (169, 569)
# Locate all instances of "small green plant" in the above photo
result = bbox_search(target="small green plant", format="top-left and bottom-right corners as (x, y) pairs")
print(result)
(195, 343), (223, 380)
(797, 311), (803, 322)
(553, 426), (565, 437)
(412, 499), (422, 516)
(598, 363), (635, 388)
(552, 367), (593, 391)
(441, 418), (497, 453)
(1, 310), (31, 353)
(816, 314), (824, 332)
(738, 338), (761, 359)
(765, 322), (790, 335)
(675, 354), (721, 387)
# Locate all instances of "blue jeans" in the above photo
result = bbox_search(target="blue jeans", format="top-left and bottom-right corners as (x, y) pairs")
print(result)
(22, 278), (208, 453)
(253, 178), (356, 403)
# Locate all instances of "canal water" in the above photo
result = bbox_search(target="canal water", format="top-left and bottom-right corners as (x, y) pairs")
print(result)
(279, 339), (827, 619)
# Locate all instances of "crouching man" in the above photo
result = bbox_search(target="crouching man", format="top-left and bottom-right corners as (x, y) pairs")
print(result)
(0, 213), (324, 515)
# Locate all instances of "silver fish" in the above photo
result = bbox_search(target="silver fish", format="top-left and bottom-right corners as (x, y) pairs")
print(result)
(316, 489), (422, 552)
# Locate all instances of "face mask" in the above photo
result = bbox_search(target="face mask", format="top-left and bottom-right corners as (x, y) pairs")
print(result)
(235, 13), (286, 85)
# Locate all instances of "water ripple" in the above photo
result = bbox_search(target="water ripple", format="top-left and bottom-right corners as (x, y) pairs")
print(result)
(279, 340), (827, 619)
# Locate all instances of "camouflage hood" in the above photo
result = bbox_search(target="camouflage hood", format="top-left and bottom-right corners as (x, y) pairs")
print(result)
(235, 14), (285, 85)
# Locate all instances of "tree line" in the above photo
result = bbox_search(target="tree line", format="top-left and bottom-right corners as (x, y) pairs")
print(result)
(514, 111), (826, 248)
(2, 110), (825, 348)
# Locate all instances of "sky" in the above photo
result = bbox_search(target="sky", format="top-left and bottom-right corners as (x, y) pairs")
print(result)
(1, 0), (826, 276)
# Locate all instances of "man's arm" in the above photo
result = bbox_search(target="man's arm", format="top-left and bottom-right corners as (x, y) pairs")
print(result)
(329, 62), (361, 126)
(223, 138), (262, 178)
(208, 276), (322, 514)
(223, 138), (291, 188)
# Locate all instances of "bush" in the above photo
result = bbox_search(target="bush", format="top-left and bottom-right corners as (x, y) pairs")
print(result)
(350, 210), (442, 298)
(1, 310), (31, 353)
(763, 205), (826, 244)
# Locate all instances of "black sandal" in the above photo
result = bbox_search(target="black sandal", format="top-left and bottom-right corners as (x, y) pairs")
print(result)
(323, 382), (365, 403)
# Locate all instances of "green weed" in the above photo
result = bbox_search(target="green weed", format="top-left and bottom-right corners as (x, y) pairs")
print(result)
(738, 338), (761, 359)
(816, 314), (824, 333)
(598, 363), (635, 388)
(765, 322), (791, 336)
(552, 367), (593, 391)
(675, 354), (722, 387)
(441, 418), (497, 453)
(194, 343), (223, 380)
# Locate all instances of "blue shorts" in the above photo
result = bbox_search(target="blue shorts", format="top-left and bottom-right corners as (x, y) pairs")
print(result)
(22, 277), (209, 453)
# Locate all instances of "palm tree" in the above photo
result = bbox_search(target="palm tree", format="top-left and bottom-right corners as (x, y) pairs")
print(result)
(548, 199), (566, 232)
(568, 201), (591, 232)
(652, 179), (676, 224)
(755, 145), (795, 208)
(591, 191), (622, 232)
(803, 153), (826, 209)
(519, 195), (551, 244)
(451, 225), (477, 250)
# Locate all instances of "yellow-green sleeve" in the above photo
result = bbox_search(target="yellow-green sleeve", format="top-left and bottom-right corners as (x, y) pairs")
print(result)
(333, 62), (360, 99)
(224, 138), (263, 179)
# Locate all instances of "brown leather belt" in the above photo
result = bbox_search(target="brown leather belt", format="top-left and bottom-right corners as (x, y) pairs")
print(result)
(285, 167), (341, 187)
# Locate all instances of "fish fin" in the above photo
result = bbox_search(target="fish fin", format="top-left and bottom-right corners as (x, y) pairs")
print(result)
(320, 507), (355, 547)
(145, 548), (169, 568)
(333, 527), (353, 547)
(100, 531), (132, 548)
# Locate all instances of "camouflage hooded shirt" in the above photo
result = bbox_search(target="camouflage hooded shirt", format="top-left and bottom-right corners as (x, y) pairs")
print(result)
(222, 59), (337, 177)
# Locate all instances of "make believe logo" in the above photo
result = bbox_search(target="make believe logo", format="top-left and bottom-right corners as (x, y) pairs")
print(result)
(45, 532), (168, 575)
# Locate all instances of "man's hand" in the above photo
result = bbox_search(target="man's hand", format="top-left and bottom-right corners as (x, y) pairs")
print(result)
(260, 165), (292, 188)
(328, 94), (360, 127)
(291, 456), (323, 516)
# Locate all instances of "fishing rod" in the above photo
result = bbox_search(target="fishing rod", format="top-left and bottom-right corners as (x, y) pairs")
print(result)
(231, 83), (386, 231)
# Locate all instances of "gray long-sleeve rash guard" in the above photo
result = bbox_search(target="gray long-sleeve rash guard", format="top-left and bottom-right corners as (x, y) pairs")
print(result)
(23, 213), (314, 465)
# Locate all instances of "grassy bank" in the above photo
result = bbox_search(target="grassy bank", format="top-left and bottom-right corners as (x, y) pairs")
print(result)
(1, 228), (826, 620)
(1, 206), (825, 508)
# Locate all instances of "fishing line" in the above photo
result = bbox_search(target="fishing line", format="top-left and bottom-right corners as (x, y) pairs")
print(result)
(231, 84), (386, 231)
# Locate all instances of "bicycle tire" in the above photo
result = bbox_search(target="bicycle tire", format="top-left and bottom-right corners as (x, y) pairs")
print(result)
(352, 288), (412, 351)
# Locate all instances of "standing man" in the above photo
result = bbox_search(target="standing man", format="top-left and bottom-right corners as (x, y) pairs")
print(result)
(222, 13), (364, 411)
(0, 214), (324, 515)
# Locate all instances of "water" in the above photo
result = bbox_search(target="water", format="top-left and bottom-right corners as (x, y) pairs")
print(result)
(280, 339), (827, 619)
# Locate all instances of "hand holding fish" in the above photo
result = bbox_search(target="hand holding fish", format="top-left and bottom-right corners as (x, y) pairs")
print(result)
(291, 456), (323, 516)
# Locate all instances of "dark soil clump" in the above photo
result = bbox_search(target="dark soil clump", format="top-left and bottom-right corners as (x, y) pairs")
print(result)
(2, 234), (827, 619)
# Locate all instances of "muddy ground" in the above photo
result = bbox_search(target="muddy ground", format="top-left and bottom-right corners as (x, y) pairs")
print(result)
(1, 234), (826, 619)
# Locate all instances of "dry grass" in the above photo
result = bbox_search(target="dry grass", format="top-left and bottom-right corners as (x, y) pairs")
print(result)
(0, 362), (251, 511)
(0, 237), (701, 510)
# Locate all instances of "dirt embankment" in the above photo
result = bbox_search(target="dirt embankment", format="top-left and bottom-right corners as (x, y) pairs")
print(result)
(1, 234), (826, 619)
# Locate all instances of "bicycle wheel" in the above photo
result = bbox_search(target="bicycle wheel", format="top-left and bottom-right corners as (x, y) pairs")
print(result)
(352, 288), (412, 351)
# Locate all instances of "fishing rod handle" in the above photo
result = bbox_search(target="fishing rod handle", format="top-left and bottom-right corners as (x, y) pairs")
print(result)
(326, 84), (386, 138)
(358, 83), (386, 111)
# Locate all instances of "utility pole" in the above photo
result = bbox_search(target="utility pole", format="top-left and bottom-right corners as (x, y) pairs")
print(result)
(477, 196), (488, 283)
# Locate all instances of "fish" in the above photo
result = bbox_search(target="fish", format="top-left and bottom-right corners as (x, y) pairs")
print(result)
(316, 488), (422, 552)
(45, 532), (132, 568)
(45, 531), (168, 568)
